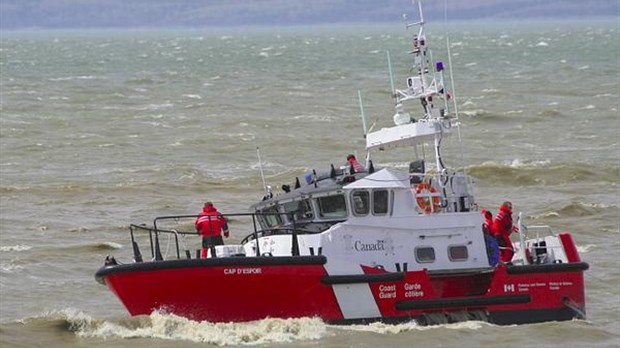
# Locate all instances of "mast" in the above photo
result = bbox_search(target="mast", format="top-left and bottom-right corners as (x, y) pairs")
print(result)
(366, 0), (455, 176)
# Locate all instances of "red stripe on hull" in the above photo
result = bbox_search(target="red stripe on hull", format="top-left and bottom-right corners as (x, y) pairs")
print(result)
(363, 265), (586, 320)
(103, 264), (343, 322)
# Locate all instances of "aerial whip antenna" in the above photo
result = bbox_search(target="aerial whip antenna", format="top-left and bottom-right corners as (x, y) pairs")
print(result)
(256, 147), (268, 195)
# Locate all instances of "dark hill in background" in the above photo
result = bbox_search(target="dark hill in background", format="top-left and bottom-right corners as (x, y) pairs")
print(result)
(1, 0), (618, 30)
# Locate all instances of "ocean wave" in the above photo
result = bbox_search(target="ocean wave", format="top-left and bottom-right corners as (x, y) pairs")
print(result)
(0, 245), (32, 252)
(577, 244), (596, 253)
(459, 109), (494, 118)
(529, 201), (617, 220)
(0, 261), (24, 274)
(92, 242), (124, 251)
(555, 201), (617, 217)
(60, 242), (123, 253)
(467, 161), (618, 186)
(19, 309), (328, 345)
(538, 108), (562, 117)
(48, 75), (104, 82)
(182, 94), (202, 100)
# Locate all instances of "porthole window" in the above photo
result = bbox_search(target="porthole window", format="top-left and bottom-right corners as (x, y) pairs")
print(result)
(351, 190), (370, 216)
(415, 246), (435, 263)
(448, 245), (469, 261)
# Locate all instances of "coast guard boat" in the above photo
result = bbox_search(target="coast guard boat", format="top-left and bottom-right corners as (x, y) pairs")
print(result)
(95, 1), (588, 325)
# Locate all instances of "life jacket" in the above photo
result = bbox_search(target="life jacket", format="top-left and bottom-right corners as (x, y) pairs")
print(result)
(195, 206), (227, 237)
(492, 205), (513, 238)
(348, 158), (364, 173)
(492, 205), (515, 262)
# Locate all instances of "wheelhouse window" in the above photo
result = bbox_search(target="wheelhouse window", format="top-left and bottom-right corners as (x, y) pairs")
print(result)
(415, 246), (436, 263)
(278, 199), (313, 223)
(317, 194), (347, 219)
(372, 189), (389, 215)
(351, 190), (369, 216)
(281, 201), (299, 223)
(296, 199), (314, 221)
(260, 206), (282, 228)
(448, 245), (469, 261)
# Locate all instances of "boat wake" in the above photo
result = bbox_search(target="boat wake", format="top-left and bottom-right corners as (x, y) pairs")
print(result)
(17, 309), (329, 345)
(11, 308), (495, 346)
(331, 319), (490, 334)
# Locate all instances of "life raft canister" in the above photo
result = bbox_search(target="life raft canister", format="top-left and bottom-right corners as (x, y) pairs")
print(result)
(414, 182), (441, 214)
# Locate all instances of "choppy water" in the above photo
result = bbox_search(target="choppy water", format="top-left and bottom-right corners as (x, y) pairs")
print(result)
(1, 19), (619, 347)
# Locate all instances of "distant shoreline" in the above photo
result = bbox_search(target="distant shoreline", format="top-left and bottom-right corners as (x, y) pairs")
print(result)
(1, 0), (618, 30)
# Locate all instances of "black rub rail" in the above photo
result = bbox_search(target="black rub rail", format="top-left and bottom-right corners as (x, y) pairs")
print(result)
(506, 262), (589, 274)
(321, 272), (405, 285)
(395, 294), (532, 311)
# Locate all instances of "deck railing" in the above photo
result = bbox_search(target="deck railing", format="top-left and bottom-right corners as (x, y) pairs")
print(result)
(515, 213), (564, 265)
(128, 212), (306, 262)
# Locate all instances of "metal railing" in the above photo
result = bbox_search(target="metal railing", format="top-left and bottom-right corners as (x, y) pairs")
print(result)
(128, 212), (307, 262)
(515, 213), (564, 265)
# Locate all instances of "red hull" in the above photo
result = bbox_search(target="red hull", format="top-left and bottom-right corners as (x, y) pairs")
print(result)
(96, 257), (587, 324)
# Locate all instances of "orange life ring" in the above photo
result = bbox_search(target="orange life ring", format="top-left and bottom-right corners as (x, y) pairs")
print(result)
(414, 183), (441, 214)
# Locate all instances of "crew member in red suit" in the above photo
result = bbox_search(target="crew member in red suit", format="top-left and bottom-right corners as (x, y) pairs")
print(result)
(492, 201), (518, 264)
(481, 209), (499, 266)
(347, 154), (364, 173)
(481, 209), (493, 234)
(195, 202), (230, 258)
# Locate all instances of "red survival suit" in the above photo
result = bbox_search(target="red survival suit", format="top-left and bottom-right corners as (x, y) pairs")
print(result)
(347, 155), (365, 173)
(482, 209), (493, 234)
(492, 203), (516, 263)
(481, 209), (500, 266)
(195, 204), (229, 258)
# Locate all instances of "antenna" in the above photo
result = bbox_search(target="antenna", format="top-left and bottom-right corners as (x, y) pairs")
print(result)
(358, 90), (368, 136)
(444, 9), (466, 174)
(387, 50), (395, 98)
(256, 147), (268, 195)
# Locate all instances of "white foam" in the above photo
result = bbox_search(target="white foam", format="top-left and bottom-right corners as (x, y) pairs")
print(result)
(0, 245), (32, 252)
(0, 262), (24, 273)
(334, 320), (419, 334)
(577, 244), (596, 253)
(507, 159), (551, 168)
(577, 201), (618, 209)
(49, 75), (102, 81)
(332, 319), (488, 334)
(74, 311), (328, 345)
(100, 242), (123, 249)
(529, 211), (561, 220)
